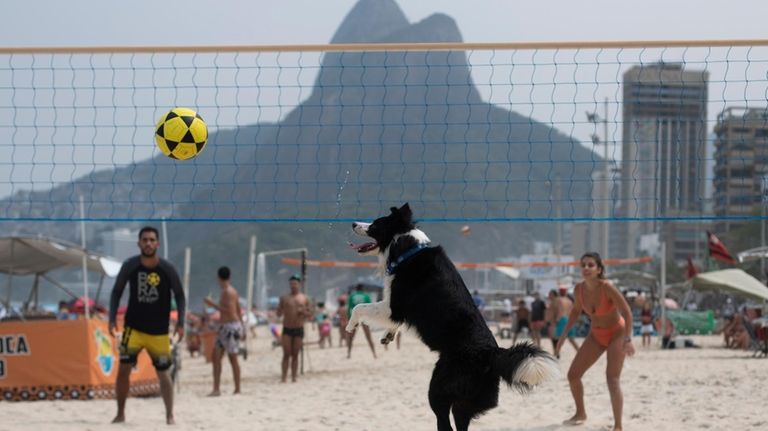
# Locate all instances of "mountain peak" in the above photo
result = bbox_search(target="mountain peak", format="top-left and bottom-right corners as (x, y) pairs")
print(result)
(379, 12), (463, 43)
(330, 0), (410, 44)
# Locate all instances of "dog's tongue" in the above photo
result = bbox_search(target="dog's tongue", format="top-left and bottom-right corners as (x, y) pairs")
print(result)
(349, 241), (378, 253)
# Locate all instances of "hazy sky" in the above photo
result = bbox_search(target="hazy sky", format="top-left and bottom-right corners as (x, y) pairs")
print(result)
(2, 0), (767, 200)
(3, 0), (767, 47)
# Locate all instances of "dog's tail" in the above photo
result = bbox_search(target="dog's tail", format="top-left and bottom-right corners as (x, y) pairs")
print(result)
(492, 342), (559, 393)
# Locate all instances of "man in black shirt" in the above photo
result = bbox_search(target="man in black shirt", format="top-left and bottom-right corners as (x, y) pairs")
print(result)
(108, 226), (185, 425)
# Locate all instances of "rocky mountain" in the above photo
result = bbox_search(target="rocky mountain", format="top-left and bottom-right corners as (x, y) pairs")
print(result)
(2, 0), (602, 304)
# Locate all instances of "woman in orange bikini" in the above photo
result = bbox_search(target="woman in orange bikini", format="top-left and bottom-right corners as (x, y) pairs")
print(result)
(556, 252), (635, 431)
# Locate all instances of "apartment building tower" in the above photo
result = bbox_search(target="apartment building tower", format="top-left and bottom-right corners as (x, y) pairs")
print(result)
(618, 62), (709, 258)
(713, 107), (768, 234)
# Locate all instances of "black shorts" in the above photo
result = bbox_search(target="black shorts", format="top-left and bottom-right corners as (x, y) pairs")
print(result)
(283, 326), (305, 338)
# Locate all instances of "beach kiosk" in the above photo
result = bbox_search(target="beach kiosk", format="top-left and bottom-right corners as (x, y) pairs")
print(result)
(0, 236), (159, 401)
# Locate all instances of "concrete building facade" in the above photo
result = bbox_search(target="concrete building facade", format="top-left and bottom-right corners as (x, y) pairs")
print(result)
(618, 62), (709, 258)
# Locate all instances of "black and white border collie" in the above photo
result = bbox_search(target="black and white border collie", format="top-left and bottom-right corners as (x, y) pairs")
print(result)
(347, 203), (558, 431)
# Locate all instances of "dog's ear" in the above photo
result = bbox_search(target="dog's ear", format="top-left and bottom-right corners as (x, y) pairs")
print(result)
(398, 203), (412, 221)
(390, 206), (399, 215)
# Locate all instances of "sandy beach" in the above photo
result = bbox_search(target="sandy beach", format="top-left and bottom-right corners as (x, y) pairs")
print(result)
(2, 327), (766, 431)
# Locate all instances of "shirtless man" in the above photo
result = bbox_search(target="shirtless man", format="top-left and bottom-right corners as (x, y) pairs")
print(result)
(552, 288), (580, 356)
(276, 274), (309, 383)
(204, 266), (245, 396)
(512, 299), (530, 344)
(337, 295), (349, 348)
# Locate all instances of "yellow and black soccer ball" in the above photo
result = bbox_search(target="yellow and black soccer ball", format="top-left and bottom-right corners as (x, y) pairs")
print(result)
(154, 107), (208, 160)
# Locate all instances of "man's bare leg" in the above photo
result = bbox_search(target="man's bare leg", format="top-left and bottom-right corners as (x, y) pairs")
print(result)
(227, 352), (241, 394)
(346, 329), (355, 358)
(531, 327), (541, 347)
(111, 363), (132, 423)
(568, 337), (580, 350)
(290, 336), (302, 382)
(361, 325), (377, 359)
(280, 335), (291, 383)
(208, 347), (224, 396)
(156, 369), (175, 425)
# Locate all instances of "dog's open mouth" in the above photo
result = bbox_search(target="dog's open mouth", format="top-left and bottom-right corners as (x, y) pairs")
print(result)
(349, 241), (379, 253)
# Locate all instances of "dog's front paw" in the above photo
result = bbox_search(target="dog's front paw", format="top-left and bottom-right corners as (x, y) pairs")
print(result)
(380, 331), (395, 345)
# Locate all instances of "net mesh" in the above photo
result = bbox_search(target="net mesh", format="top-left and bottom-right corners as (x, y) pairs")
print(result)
(0, 42), (766, 223)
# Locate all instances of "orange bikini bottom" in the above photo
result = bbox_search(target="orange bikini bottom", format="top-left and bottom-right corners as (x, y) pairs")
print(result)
(590, 316), (625, 347)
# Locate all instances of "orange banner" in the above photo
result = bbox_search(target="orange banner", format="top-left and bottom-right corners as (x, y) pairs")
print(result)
(0, 319), (158, 401)
(281, 256), (653, 270)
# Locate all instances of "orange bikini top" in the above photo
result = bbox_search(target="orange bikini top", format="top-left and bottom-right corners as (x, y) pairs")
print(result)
(578, 281), (616, 317)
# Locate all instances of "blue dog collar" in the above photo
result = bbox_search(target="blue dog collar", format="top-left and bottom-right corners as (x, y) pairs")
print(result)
(386, 243), (430, 275)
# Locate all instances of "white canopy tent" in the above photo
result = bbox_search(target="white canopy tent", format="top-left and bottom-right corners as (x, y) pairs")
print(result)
(494, 266), (521, 280)
(737, 246), (768, 263)
(0, 236), (122, 317)
(691, 268), (768, 302)
(0, 236), (121, 276)
(608, 270), (659, 295)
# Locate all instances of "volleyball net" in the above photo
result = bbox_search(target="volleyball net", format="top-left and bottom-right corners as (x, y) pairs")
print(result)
(1, 41), (767, 223)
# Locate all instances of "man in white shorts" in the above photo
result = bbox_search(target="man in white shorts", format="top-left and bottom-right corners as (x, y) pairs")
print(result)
(204, 266), (246, 395)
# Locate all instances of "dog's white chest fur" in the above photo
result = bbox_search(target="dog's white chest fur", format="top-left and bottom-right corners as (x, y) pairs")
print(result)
(345, 229), (429, 342)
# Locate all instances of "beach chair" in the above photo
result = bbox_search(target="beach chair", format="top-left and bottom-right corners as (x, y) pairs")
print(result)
(742, 319), (767, 358)
(759, 329), (768, 358)
(750, 320), (768, 358)
(269, 323), (282, 348)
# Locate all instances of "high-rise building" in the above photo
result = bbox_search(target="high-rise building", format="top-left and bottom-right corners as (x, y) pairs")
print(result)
(713, 107), (768, 234)
(618, 62), (709, 258)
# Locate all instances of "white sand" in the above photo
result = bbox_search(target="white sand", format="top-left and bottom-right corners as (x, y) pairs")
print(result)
(3, 327), (767, 431)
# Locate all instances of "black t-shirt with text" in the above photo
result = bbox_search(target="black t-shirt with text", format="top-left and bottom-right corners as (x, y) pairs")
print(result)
(109, 256), (186, 335)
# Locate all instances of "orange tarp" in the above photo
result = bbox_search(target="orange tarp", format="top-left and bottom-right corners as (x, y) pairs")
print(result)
(200, 330), (217, 363)
(0, 319), (159, 401)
